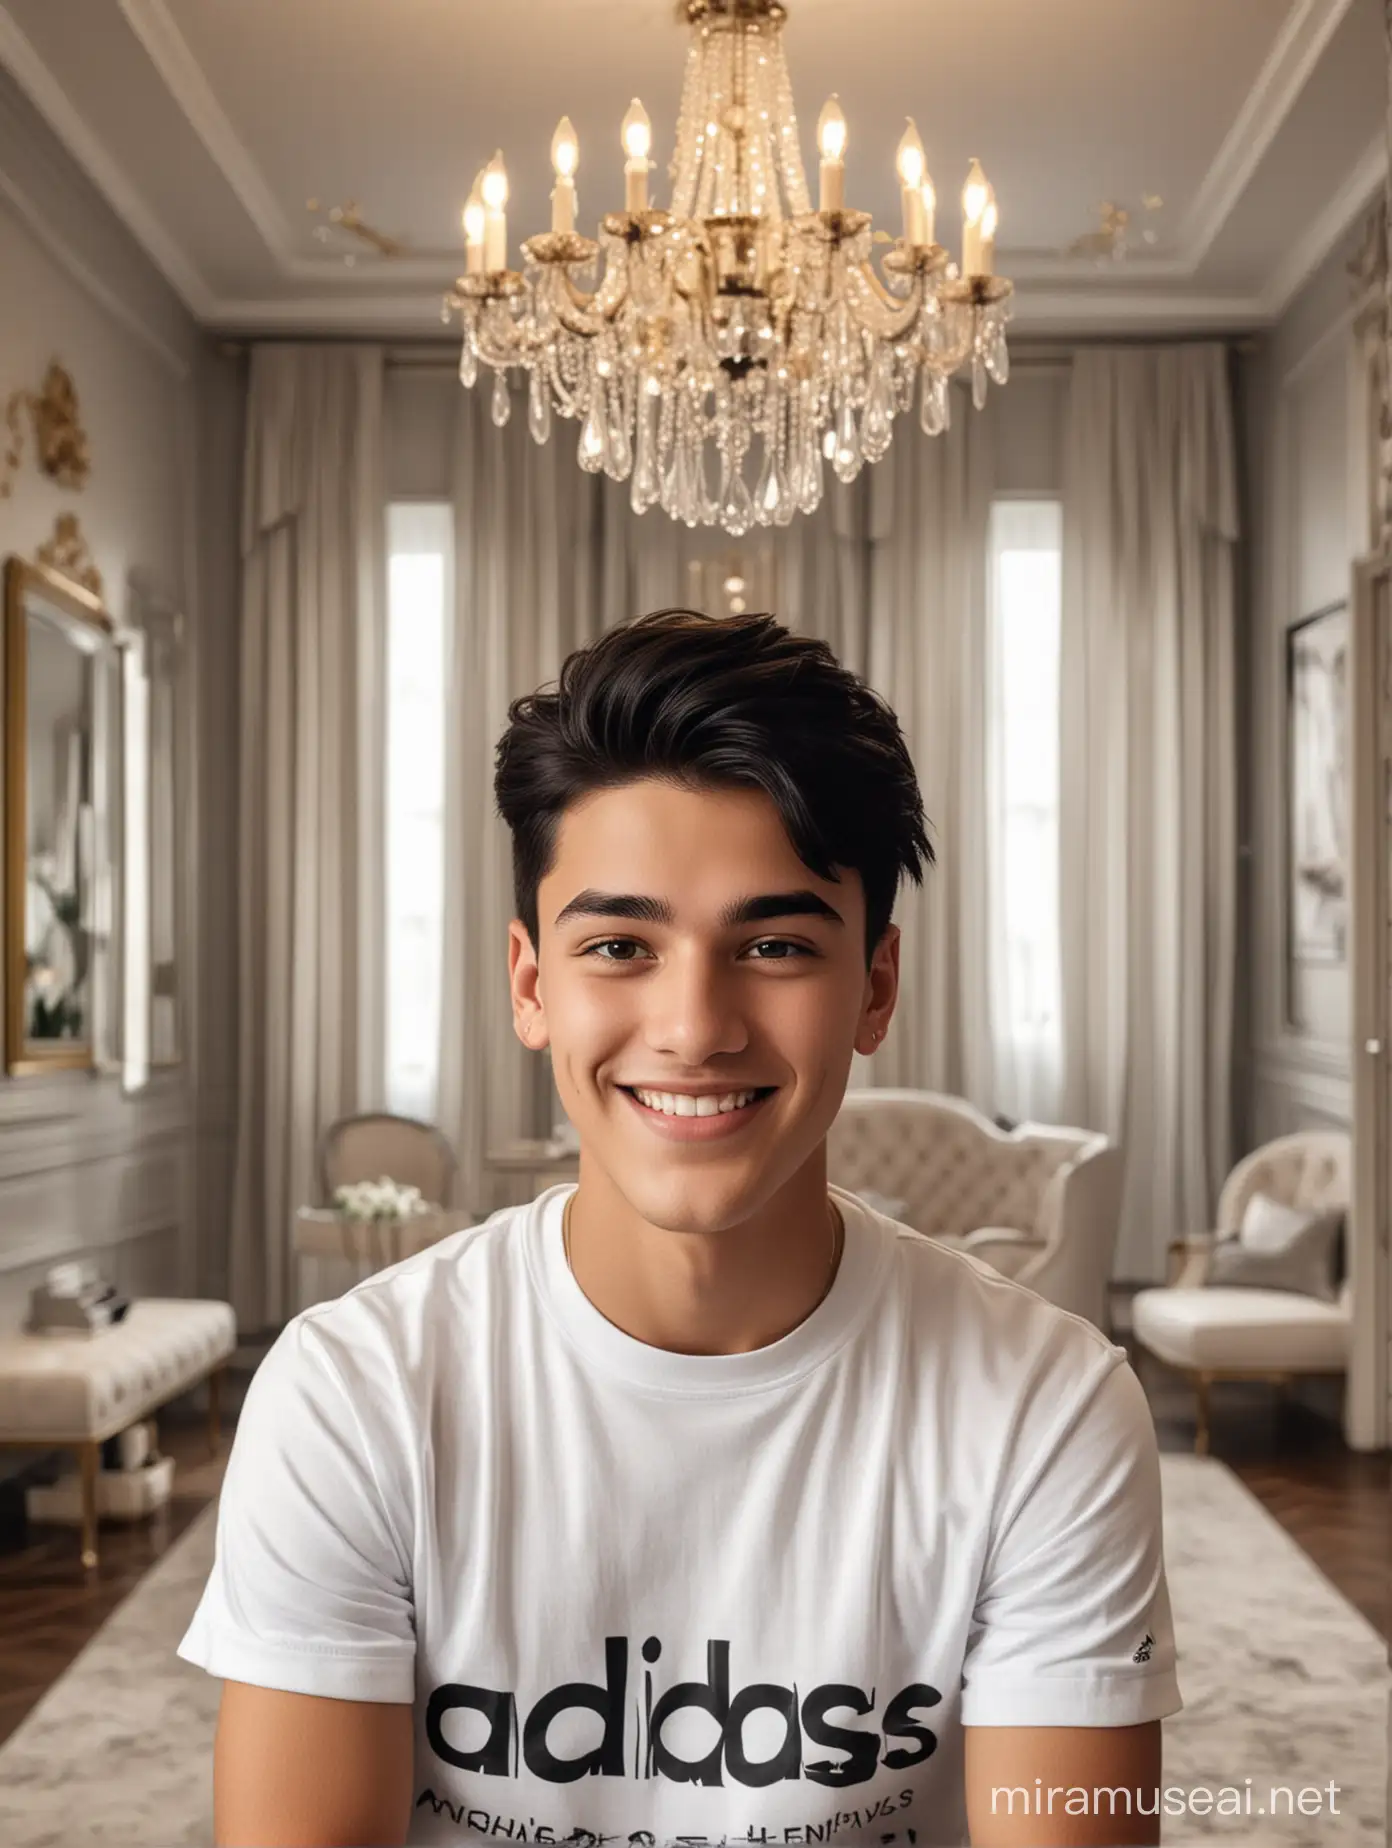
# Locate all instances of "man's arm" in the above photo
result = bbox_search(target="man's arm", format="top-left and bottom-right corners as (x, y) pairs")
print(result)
(965, 1721), (1163, 1846)
(176, 1320), (420, 1843)
(214, 1682), (414, 1848)
(956, 1357), (1179, 1842)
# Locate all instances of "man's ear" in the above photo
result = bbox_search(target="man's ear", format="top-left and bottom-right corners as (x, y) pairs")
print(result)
(865, 922), (901, 1028)
(508, 920), (548, 1050)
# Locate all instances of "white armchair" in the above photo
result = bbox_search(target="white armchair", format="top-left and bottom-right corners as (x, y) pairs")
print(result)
(826, 1088), (1124, 1328)
(1131, 1130), (1351, 1454)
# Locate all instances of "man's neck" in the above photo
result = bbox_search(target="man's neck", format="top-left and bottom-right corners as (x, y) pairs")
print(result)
(563, 1169), (844, 1357)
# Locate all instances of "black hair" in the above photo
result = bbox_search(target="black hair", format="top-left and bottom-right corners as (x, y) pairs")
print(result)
(493, 608), (934, 970)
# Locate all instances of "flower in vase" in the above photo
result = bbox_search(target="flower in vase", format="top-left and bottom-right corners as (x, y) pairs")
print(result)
(333, 1176), (428, 1223)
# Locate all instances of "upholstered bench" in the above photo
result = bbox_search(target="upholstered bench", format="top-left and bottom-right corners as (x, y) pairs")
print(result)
(0, 1298), (236, 1568)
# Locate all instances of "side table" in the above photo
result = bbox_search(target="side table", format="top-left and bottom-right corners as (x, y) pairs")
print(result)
(293, 1206), (475, 1309)
(482, 1139), (580, 1216)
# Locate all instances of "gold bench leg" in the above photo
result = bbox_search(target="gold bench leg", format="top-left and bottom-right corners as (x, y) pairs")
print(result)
(78, 1440), (100, 1570)
(208, 1364), (223, 1457)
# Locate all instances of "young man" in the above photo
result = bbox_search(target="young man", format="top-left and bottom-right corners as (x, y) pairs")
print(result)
(180, 609), (1180, 1847)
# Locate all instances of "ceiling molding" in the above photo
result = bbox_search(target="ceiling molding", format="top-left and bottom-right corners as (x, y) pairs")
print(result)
(0, 3), (212, 315)
(203, 292), (470, 334)
(1259, 129), (1385, 319)
(116, 0), (299, 263)
(200, 285), (1273, 339)
(1279, 285), (1369, 389)
(279, 253), (468, 287)
(1005, 251), (1196, 286)
(1176, 0), (1354, 265)
(99, 0), (1370, 293)
(1007, 290), (1267, 335)
(0, 0), (1375, 334)
(0, 162), (193, 379)
(116, 0), (468, 285)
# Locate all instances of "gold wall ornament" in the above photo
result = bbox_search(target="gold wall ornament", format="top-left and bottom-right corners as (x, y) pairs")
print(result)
(1065, 196), (1164, 263)
(32, 362), (90, 489)
(1, 391), (24, 497)
(305, 197), (407, 263)
(0, 362), (92, 500)
(36, 512), (103, 602)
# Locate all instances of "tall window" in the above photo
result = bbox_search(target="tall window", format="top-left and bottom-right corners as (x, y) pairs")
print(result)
(386, 504), (450, 1121)
(986, 499), (1063, 1123)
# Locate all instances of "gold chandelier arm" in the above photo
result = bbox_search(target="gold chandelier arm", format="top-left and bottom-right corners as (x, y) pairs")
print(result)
(843, 258), (927, 340)
(472, 320), (537, 372)
(550, 279), (617, 341)
(521, 235), (635, 339)
(553, 269), (627, 337)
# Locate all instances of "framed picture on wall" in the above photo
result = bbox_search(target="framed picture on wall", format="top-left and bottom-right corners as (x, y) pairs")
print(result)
(1286, 601), (1349, 980)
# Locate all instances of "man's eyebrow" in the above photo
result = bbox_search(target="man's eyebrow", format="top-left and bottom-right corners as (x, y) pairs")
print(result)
(553, 889), (846, 930)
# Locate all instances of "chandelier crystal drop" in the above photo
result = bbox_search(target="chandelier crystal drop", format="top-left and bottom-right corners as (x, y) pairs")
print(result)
(445, 0), (1013, 536)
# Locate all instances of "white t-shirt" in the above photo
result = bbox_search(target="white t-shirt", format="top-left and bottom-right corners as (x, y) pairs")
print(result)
(179, 1183), (1181, 1846)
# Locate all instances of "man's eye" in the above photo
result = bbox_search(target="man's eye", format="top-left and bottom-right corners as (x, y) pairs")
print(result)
(585, 939), (649, 962)
(582, 939), (812, 963)
(747, 939), (813, 960)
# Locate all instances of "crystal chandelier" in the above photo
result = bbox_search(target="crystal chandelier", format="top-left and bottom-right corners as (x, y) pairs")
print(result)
(444, 0), (1013, 536)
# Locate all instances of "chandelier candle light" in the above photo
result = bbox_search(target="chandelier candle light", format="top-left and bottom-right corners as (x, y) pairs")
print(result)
(446, 0), (1013, 536)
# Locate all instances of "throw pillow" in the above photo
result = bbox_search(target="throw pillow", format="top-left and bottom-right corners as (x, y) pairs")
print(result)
(1238, 1191), (1329, 1255)
(1207, 1194), (1345, 1302)
(1244, 1190), (1347, 1286)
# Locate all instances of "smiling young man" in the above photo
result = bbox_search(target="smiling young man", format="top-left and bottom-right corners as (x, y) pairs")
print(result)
(181, 609), (1180, 1846)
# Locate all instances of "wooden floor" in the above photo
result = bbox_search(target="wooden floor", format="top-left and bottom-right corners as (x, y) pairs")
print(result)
(0, 1361), (1387, 1752)
(0, 1396), (238, 1752)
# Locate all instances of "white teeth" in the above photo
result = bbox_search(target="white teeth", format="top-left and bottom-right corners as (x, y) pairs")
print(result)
(632, 1088), (760, 1117)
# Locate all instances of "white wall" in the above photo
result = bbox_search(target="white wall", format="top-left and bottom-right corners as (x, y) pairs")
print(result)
(0, 68), (240, 1347)
(1239, 214), (1373, 1149)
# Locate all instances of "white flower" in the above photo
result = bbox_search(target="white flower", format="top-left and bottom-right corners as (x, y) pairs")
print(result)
(333, 1175), (427, 1222)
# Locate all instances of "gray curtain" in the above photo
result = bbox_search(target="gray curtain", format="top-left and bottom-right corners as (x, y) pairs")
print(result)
(1060, 344), (1239, 1281)
(229, 345), (387, 1330)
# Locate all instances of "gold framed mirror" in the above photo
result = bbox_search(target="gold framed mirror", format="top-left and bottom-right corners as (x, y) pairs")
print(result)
(3, 556), (114, 1075)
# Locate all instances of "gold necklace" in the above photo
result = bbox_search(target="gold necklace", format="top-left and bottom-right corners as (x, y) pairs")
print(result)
(562, 1193), (843, 1299)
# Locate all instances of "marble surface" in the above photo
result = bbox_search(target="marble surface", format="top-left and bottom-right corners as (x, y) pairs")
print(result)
(0, 1456), (1385, 1846)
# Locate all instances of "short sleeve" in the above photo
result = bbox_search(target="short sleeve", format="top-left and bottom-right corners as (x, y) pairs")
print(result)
(177, 1313), (417, 1703)
(960, 1354), (1182, 1728)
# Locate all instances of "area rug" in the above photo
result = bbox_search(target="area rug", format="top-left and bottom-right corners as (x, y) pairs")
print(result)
(0, 1456), (1385, 1846)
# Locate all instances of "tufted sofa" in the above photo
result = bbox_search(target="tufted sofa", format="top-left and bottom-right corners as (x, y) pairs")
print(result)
(827, 1088), (1124, 1327)
(1131, 1131), (1351, 1454)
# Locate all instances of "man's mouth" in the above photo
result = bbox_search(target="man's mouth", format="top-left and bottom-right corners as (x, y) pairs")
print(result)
(618, 1085), (778, 1120)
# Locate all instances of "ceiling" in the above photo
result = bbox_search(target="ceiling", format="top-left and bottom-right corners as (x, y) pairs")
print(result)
(0, 0), (1384, 336)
